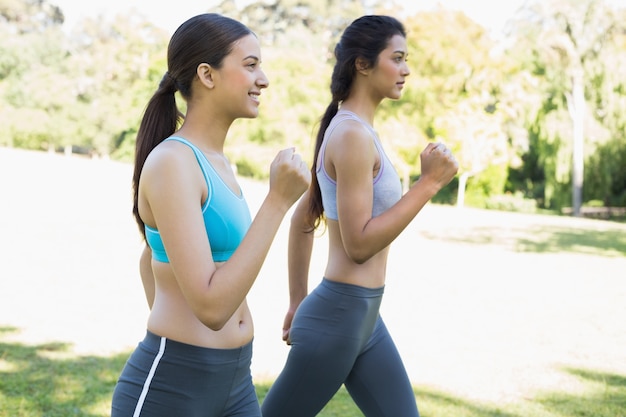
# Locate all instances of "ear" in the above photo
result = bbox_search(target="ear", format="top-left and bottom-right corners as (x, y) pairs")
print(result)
(355, 57), (370, 75)
(196, 63), (215, 89)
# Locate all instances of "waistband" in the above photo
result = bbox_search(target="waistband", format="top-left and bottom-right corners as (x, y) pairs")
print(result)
(321, 277), (385, 298)
(143, 330), (253, 362)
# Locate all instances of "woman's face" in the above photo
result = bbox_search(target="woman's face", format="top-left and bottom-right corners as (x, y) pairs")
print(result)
(214, 34), (270, 119)
(370, 34), (410, 101)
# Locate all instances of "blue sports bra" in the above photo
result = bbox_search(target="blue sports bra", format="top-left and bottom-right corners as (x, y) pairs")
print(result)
(145, 137), (252, 263)
(316, 110), (402, 220)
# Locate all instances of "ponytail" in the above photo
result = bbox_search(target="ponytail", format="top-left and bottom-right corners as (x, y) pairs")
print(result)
(132, 72), (183, 238)
(305, 101), (339, 231)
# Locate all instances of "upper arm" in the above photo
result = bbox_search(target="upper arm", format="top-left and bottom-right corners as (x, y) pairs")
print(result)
(327, 123), (378, 259)
(140, 146), (216, 309)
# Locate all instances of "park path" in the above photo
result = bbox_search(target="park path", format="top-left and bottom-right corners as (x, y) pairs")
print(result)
(1, 147), (625, 404)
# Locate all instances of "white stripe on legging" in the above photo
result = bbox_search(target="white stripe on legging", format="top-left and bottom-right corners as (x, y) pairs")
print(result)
(133, 336), (166, 417)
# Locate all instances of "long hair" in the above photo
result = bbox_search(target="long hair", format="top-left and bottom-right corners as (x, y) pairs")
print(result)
(305, 15), (406, 231)
(131, 14), (252, 238)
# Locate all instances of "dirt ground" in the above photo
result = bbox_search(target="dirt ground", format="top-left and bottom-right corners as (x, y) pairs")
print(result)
(1, 147), (625, 405)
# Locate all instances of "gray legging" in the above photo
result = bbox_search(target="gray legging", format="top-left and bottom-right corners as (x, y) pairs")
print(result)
(111, 331), (261, 417)
(261, 278), (420, 417)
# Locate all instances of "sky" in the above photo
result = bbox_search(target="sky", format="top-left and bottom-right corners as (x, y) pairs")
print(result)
(51, 0), (528, 37)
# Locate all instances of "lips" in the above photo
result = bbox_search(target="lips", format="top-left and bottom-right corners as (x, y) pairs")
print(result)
(249, 92), (260, 103)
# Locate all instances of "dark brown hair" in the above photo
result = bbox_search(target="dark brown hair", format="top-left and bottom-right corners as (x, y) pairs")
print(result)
(131, 14), (252, 238)
(305, 15), (406, 231)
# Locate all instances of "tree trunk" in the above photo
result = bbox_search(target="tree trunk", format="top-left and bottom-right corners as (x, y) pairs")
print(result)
(457, 171), (470, 208)
(568, 68), (585, 217)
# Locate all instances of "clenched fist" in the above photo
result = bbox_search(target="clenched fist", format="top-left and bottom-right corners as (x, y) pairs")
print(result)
(419, 142), (459, 191)
(268, 147), (312, 207)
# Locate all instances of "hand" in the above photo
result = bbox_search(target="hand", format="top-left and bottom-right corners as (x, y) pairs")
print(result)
(268, 148), (312, 207)
(419, 142), (459, 190)
(282, 309), (296, 345)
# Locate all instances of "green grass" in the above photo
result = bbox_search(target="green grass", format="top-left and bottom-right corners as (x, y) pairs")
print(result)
(1, 326), (625, 417)
(0, 327), (127, 416)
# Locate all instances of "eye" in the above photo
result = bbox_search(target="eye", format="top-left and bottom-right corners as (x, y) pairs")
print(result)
(244, 59), (259, 70)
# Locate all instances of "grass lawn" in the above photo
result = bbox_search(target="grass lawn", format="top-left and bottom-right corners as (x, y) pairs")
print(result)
(1, 331), (624, 416)
(1, 148), (625, 416)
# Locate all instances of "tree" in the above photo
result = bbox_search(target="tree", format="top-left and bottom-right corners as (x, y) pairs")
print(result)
(0, 0), (68, 150)
(60, 11), (168, 157)
(0, 0), (63, 33)
(219, 0), (364, 41)
(508, 0), (624, 215)
(402, 9), (538, 207)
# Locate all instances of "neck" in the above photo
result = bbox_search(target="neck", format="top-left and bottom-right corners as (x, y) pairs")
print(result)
(177, 110), (232, 154)
(339, 99), (378, 127)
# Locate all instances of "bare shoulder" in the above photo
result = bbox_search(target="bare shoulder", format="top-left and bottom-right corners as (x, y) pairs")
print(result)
(143, 140), (193, 177)
(140, 140), (201, 194)
(330, 118), (370, 143)
(327, 119), (376, 162)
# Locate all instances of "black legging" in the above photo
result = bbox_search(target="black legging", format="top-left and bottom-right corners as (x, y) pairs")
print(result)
(261, 278), (420, 417)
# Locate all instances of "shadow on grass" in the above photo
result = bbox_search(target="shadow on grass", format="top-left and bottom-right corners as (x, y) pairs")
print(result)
(257, 367), (626, 417)
(536, 367), (626, 417)
(256, 382), (522, 417)
(416, 367), (626, 417)
(410, 368), (626, 417)
(421, 224), (626, 257)
(0, 326), (128, 417)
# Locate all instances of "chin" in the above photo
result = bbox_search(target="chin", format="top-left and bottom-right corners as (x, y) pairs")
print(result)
(239, 109), (259, 119)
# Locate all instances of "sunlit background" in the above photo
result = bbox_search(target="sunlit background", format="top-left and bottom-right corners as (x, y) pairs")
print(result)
(53, 0), (526, 35)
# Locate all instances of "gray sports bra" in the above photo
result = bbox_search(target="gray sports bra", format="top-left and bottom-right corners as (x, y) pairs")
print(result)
(316, 110), (402, 220)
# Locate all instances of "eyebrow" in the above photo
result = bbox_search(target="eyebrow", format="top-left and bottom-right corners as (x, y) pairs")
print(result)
(243, 55), (260, 61)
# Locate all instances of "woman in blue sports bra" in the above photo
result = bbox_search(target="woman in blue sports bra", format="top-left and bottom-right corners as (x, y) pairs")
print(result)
(110, 13), (310, 417)
(261, 16), (459, 417)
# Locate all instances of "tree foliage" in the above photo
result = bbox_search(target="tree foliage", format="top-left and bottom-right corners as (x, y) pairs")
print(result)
(506, 0), (626, 212)
(1, 0), (624, 215)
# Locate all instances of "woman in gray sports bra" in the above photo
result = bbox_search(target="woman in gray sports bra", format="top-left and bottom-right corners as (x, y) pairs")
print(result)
(262, 15), (459, 417)
(110, 13), (310, 417)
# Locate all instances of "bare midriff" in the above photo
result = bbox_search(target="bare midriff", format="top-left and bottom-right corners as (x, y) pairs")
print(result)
(146, 261), (254, 349)
(322, 220), (389, 289)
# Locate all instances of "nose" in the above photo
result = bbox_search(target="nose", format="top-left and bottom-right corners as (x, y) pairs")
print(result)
(257, 70), (269, 89)
(403, 62), (411, 76)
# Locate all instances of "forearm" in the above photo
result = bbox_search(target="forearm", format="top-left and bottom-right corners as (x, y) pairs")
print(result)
(352, 177), (441, 262)
(139, 245), (155, 309)
(200, 193), (291, 327)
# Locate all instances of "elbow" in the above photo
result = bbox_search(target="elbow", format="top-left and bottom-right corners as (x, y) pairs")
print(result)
(198, 310), (230, 332)
(351, 255), (370, 265)
(346, 247), (373, 265)
(206, 320), (227, 332)
(290, 206), (311, 233)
